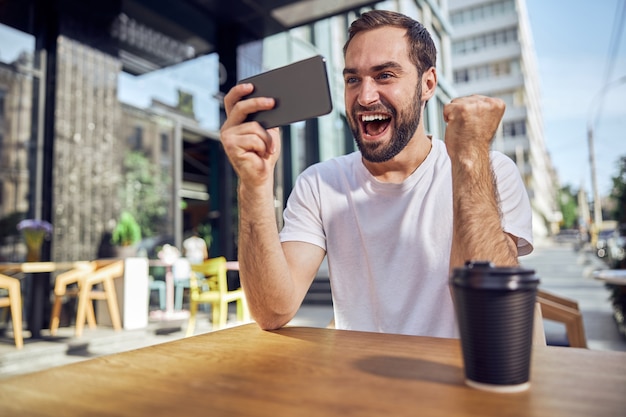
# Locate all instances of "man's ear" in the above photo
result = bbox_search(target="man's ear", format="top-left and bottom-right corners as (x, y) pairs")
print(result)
(421, 67), (437, 101)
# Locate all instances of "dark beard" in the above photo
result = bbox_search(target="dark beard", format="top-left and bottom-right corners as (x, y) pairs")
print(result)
(349, 84), (423, 163)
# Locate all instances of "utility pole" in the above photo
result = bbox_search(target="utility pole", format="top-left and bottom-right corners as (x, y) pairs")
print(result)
(586, 75), (626, 242)
(587, 126), (603, 231)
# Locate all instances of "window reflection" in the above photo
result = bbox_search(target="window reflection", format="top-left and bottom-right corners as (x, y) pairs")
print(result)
(118, 53), (223, 255)
(0, 23), (35, 262)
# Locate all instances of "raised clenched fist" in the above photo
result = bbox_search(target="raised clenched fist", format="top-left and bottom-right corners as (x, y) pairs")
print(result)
(443, 95), (505, 158)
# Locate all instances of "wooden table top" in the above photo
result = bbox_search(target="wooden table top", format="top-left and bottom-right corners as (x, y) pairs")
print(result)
(0, 261), (92, 274)
(0, 324), (624, 416)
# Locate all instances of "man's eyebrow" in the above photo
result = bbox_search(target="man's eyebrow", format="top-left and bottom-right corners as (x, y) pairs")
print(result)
(343, 61), (404, 76)
(372, 61), (404, 73)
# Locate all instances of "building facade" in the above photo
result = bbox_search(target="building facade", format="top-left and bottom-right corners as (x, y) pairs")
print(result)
(52, 35), (123, 261)
(449, 0), (560, 239)
(0, 43), (221, 262)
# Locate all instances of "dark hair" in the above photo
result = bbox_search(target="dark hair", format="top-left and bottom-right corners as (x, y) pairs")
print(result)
(343, 10), (437, 76)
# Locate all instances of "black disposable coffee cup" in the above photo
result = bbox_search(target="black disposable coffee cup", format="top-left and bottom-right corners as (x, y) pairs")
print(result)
(450, 261), (540, 393)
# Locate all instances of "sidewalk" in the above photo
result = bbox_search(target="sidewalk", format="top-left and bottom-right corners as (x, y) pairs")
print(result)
(521, 239), (625, 352)
(1, 239), (624, 379)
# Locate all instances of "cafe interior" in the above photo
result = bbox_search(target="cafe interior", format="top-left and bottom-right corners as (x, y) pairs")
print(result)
(0, 0), (625, 415)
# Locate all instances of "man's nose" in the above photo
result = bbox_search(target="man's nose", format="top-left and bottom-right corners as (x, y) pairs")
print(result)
(357, 78), (379, 107)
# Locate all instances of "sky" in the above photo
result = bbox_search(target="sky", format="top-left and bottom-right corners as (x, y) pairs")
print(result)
(525, 0), (626, 197)
(0, 0), (624, 197)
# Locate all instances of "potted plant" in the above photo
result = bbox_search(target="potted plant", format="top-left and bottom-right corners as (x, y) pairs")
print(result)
(111, 211), (142, 258)
(17, 219), (53, 262)
(99, 211), (150, 330)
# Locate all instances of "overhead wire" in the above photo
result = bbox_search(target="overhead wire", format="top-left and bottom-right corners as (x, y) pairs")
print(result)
(593, 0), (626, 127)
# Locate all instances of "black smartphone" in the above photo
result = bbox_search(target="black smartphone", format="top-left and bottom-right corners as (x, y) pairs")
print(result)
(239, 55), (333, 129)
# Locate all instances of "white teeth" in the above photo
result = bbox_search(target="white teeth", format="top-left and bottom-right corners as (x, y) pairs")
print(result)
(361, 114), (390, 122)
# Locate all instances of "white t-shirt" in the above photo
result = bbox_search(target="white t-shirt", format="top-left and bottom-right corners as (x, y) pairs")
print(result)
(279, 139), (533, 338)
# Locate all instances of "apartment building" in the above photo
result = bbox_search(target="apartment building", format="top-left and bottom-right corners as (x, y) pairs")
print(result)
(449, 0), (560, 239)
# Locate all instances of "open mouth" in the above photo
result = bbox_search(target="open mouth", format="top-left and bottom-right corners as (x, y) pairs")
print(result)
(361, 113), (391, 138)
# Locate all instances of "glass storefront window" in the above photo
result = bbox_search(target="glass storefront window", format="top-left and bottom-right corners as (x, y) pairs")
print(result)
(0, 23), (35, 261)
(118, 54), (221, 131)
(117, 53), (224, 254)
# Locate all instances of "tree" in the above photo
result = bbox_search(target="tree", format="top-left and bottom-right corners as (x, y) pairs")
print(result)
(120, 151), (171, 238)
(609, 156), (626, 223)
(558, 185), (579, 229)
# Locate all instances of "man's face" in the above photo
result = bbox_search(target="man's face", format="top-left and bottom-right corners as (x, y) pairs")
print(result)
(343, 27), (423, 163)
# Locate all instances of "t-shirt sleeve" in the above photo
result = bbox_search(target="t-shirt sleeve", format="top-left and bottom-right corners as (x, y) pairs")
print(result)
(491, 151), (534, 256)
(279, 167), (327, 250)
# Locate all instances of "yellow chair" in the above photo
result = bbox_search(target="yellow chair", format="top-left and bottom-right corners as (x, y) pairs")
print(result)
(186, 257), (249, 336)
(50, 260), (124, 337)
(0, 274), (23, 349)
(50, 262), (97, 334)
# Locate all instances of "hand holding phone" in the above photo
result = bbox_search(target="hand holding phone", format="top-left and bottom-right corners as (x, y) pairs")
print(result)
(239, 55), (333, 129)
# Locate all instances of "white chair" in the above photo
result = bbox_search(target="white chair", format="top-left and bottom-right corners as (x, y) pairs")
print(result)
(173, 257), (192, 310)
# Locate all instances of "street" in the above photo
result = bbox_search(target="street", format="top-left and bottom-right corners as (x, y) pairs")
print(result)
(520, 241), (626, 351)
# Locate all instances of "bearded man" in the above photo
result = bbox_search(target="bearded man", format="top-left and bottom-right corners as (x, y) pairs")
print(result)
(219, 10), (533, 337)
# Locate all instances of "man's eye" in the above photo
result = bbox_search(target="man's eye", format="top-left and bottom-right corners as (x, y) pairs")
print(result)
(345, 77), (359, 85)
(377, 72), (393, 80)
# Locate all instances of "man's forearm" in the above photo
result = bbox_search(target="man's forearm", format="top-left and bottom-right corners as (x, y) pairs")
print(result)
(238, 183), (300, 329)
(449, 150), (519, 270)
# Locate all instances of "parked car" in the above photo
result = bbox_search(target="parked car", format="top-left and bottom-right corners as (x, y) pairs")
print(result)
(554, 229), (580, 244)
(605, 224), (626, 269)
(596, 228), (615, 259)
